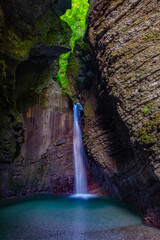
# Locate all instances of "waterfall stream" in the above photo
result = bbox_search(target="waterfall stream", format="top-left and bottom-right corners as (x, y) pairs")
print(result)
(73, 103), (87, 194)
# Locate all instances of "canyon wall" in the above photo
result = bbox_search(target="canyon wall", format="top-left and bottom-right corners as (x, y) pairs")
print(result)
(82, 0), (160, 227)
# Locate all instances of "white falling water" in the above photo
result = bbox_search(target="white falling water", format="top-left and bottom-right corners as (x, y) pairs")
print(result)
(73, 103), (87, 194)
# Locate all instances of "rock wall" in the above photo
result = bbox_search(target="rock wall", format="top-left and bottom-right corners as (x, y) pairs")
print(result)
(83, 0), (160, 228)
(0, 0), (75, 198)
(7, 82), (74, 198)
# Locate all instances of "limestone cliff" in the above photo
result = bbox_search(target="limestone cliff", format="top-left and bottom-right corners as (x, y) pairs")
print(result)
(82, 0), (160, 228)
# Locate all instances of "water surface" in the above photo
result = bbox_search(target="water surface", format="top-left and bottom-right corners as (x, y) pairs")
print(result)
(0, 195), (159, 240)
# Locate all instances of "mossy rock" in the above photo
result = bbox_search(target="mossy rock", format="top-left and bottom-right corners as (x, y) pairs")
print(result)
(67, 53), (80, 77)
(136, 113), (160, 145)
(35, 10), (72, 49)
(0, 9), (71, 61)
(65, 38), (93, 97)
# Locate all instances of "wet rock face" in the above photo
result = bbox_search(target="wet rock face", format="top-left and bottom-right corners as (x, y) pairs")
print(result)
(0, 81), (74, 198)
(16, 82), (74, 196)
(85, 0), (160, 227)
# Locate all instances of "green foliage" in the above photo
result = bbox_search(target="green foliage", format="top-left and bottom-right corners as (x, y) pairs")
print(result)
(55, 52), (70, 93)
(61, 0), (89, 49)
(56, 0), (89, 94)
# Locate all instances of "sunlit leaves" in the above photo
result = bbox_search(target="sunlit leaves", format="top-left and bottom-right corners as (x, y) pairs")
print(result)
(55, 0), (89, 93)
(61, 0), (89, 48)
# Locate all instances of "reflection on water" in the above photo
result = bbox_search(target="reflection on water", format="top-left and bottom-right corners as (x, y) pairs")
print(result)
(72, 204), (86, 240)
(0, 195), (159, 240)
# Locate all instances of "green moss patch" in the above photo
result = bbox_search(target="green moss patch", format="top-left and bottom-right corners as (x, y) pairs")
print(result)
(136, 113), (160, 145)
(141, 103), (154, 116)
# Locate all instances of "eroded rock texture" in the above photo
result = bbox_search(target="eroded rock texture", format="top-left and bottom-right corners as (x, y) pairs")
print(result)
(84, 0), (160, 227)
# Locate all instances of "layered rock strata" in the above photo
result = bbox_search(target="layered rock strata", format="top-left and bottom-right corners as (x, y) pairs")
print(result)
(84, 0), (160, 227)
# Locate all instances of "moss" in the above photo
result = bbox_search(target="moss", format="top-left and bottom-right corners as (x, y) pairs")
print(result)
(35, 10), (71, 48)
(142, 33), (160, 43)
(0, 9), (71, 61)
(142, 107), (150, 115)
(141, 103), (154, 116)
(1, 28), (33, 60)
(133, 18), (139, 22)
(145, 33), (160, 40)
(129, 74), (135, 80)
(74, 39), (91, 53)
(56, 38), (91, 96)
(67, 54), (80, 77)
(55, 52), (71, 93)
(136, 113), (160, 145)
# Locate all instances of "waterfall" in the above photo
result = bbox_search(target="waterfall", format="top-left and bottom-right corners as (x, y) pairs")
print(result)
(73, 103), (87, 194)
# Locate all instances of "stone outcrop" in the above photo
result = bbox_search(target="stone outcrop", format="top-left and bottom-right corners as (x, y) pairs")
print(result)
(82, 0), (160, 228)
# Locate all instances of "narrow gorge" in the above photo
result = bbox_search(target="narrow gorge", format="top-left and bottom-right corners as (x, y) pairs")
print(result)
(0, 0), (160, 238)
